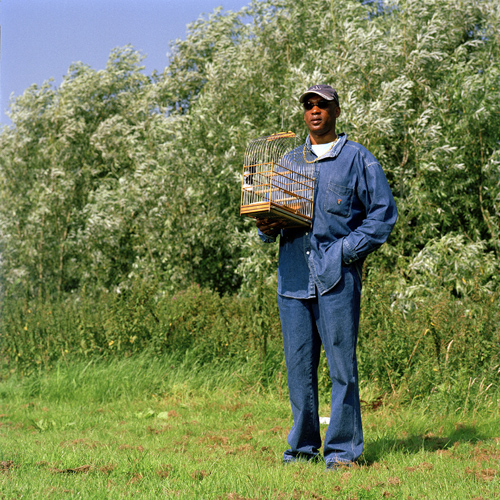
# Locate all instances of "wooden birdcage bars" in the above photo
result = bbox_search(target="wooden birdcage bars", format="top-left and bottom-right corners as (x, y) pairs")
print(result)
(240, 132), (315, 227)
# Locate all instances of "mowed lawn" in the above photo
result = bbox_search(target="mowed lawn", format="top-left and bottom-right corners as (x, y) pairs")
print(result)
(0, 357), (499, 499)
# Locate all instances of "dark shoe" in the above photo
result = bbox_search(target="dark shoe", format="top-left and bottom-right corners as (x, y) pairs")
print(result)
(283, 453), (322, 465)
(325, 460), (352, 471)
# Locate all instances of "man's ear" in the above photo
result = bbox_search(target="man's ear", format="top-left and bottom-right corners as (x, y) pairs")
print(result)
(335, 106), (341, 118)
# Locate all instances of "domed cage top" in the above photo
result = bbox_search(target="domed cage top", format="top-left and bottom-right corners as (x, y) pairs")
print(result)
(240, 132), (315, 228)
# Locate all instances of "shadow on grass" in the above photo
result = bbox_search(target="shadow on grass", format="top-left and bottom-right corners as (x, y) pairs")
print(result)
(362, 424), (486, 465)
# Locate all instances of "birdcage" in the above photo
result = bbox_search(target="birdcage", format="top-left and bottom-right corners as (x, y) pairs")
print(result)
(240, 132), (315, 227)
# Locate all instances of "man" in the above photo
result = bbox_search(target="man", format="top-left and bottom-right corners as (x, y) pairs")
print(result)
(256, 84), (397, 469)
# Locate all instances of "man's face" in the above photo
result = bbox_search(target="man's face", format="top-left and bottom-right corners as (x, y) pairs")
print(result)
(303, 94), (341, 142)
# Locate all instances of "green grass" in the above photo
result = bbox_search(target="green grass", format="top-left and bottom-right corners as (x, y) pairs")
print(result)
(0, 355), (499, 499)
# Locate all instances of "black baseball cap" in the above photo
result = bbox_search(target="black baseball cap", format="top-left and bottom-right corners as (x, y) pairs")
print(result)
(299, 84), (339, 105)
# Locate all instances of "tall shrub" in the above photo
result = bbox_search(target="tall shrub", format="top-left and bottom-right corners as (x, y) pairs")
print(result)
(1, 0), (499, 298)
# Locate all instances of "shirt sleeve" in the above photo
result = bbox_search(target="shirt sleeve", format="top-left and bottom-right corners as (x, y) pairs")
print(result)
(258, 228), (277, 244)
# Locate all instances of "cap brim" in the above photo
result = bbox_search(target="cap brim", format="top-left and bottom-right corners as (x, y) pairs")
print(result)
(299, 91), (336, 103)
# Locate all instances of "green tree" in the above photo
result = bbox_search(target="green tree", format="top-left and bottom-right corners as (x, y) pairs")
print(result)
(1, 0), (499, 299)
(0, 47), (161, 296)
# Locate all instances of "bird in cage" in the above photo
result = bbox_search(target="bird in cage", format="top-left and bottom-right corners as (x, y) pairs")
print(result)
(240, 131), (315, 228)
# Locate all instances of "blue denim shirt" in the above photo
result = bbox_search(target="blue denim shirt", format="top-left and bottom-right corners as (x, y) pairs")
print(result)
(260, 133), (398, 298)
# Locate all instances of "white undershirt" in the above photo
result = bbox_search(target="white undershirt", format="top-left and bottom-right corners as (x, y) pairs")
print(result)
(311, 141), (336, 158)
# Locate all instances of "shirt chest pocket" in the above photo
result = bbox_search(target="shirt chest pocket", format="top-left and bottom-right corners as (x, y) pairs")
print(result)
(324, 183), (353, 217)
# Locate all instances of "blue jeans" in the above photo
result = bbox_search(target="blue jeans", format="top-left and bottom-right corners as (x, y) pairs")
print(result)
(278, 265), (363, 465)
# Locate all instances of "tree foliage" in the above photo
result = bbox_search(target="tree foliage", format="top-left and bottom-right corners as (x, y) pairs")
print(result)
(1, 0), (499, 298)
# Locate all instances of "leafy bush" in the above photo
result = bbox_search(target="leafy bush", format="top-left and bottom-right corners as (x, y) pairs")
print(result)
(358, 265), (500, 407)
(0, 281), (283, 376)
(2, 269), (498, 408)
(396, 234), (499, 309)
(1, 0), (499, 298)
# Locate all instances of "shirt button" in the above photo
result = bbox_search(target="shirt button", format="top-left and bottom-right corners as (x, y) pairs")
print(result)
(305, 232), (309, 235)
(306, 251), (310, 255)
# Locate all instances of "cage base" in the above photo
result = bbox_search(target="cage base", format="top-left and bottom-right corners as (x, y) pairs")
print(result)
(241, 202), (312, 228)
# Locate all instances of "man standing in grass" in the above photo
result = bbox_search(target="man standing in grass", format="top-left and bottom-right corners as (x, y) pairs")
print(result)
(257, 85), (397, 469)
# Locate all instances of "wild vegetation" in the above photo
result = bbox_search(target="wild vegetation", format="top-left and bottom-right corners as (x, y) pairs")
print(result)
(1, 0), (499, 407)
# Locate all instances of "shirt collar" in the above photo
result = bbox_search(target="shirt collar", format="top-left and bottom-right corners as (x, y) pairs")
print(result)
(305, 132), (347, 159)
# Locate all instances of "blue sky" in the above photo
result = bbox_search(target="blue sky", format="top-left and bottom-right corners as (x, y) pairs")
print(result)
(0, 0), (251, 125)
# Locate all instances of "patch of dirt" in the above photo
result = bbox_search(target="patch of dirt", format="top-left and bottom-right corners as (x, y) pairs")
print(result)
(405, 462), (434, 472)
(465, 467), (497, 482)
(238, 433), (253, 442)
(118, 444), (145, 451)
(269, 426), (285, 435)
(340, 471), (352, 483)
(472, 444), (500, 463)
(0, 461), (14, 472)
(126, 473), (143, 484)
(234, 444), (254, 453)
(192, 469), (209, 480)
(99, 464), (116, 474)
(309, 493), (338, 500)
(387, 476), (401, 486)
(199, 434), (229, 446)
(361, 395), (385, 411)
(225, 493), (252, 500)
(147, 425), (171, 434)
(156, 464), (172, 479)
(436, 449), (453, 457)
(51, 464), (92, 474)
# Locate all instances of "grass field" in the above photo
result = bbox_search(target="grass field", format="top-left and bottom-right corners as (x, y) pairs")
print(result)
(0, 355), (499, 499)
